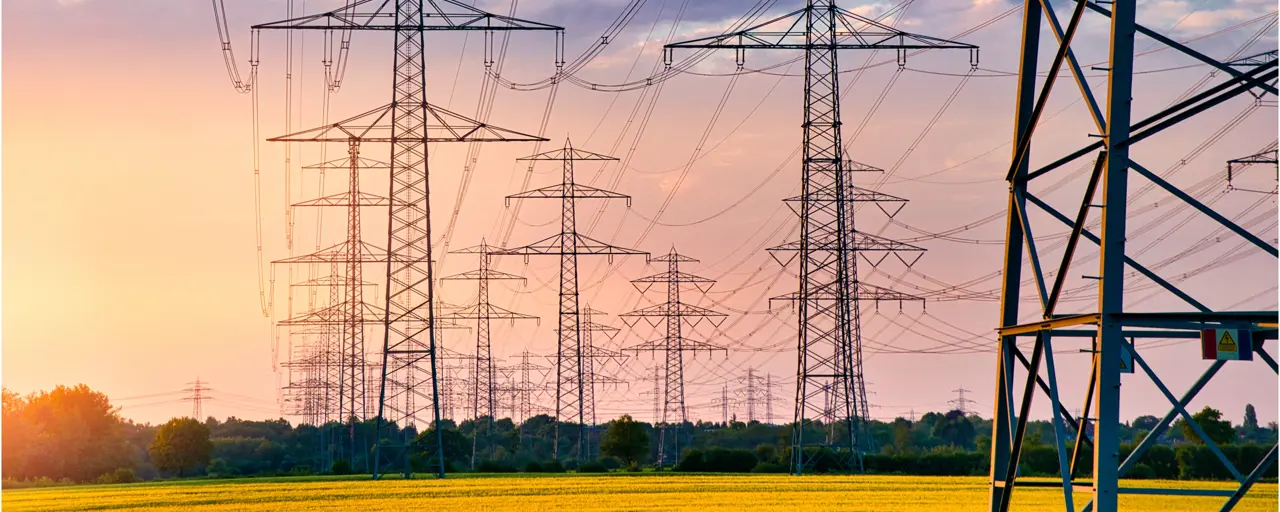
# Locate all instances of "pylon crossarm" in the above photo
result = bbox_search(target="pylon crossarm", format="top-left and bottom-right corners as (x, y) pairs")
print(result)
(505, 183), (631, 202)
(769, 283), (924, 303)
(293, 191), (398, 207)
(252, 0), (563, 31)
(302, 156), (392, 169)
(440, 268), (525, 282)
(440, 303), (538, 321)
(278, 301), (392, 326)
(1228, 50), (1278, 67)
(269, 102), (548, 143)
(1227, 149), (1278, 166)
(620, 301), (729, 319)
(499, 233), (649, 258)
(769, 231), (926, 253)
(631, 270), (715, 285)
(1081, 1), (1277, 96)
(516, 147), (619, 161)
(664, 5), (976, 51)
(623, 337), (726, 353)
(1129, 161), (1278, 257)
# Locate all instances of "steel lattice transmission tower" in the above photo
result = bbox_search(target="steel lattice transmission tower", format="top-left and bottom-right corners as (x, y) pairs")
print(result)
(253, 0), (561, 479)
(183, 378), (214, 420)
(989, 0), (1277, 510)
(665, 0), (974, 474)
(269, 127), (396, 467)
(440, 241), (538, 467)
(579, 305), (628, 459)
(503, 350), (551, 447)
(621, 248), (728, 467)
(496, 141), (649, 461)
(737, 367), (764, 423)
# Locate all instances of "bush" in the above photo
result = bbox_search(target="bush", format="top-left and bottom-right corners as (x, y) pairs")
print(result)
(755, 444), (779, 464)
(751, 462), (788, 473)
(578, 460), (608, 473)
(676, 448), (758, 473)
(542, 459), (565, 473)
(562, 459), (579, 471)
(95, 468), (137, 485)
(675, 449), (706, 472)
(477, 460), (517, 473)
(330, 459), (353, 475)
(599, 457), (622, 470)
(524, 461), (544, 473)
(1127, 463), (1156, 480)
(625, 462), (642, 472)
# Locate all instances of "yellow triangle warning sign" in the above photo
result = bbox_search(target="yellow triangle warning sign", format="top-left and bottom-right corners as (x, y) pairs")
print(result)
(1218, 330), (1238, 352)
(1119, 357), (1128, 370)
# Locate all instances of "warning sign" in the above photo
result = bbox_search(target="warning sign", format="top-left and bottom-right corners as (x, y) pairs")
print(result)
(1201, 329), (1255, 361)
(1218, 331), (1239, 354)
(1119, 343), (1134, 374)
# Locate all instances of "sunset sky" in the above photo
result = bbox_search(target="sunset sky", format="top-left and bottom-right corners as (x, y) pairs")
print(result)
(3, 0), (1277, 428)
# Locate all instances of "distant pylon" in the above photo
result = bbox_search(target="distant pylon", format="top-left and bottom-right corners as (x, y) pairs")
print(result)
(737, 367), (765, 423)
(497, 140), (648, 461)
(504, 350), (550, 448)
(441, 240), (538, 468)
(712, 383), (733, 425)
(765, 373), (776, 425)
(622, 247), (728, 467)
(580, 306), (628, 460)
(182, 377), (214, 420)
(950, 387), (976, 415)
(639, 365), (662, 425)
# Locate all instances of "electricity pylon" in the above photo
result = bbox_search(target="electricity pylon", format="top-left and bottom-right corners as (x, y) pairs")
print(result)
(622, 248), (728, 467)
(496, 141), (649, 461)
(989, 0), (1277, 510)
(253, 0), (560, 480)
(737, 367), (765, 423)
(665, 0), (973, 474)
(580, 306), (628, 459)
(503, 350), (551, 447)
(269, 129), (396, 468)
(182, 378), (214, 420)
(440, 241), (538, 468)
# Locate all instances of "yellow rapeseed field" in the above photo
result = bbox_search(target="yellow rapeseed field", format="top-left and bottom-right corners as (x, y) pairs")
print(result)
(2, 474), (1275, 511)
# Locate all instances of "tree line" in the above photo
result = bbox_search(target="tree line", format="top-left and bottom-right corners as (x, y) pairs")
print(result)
(3, 384), (1276, 487)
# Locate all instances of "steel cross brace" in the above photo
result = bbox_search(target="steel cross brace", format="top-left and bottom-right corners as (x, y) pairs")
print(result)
(1079, 0), (1279, 97)
(1021, 192), (1211, 312)
(1021, 62), (1279, 183)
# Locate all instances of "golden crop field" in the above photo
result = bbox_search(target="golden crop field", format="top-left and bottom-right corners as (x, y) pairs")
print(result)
(2, 474), (1274, 512)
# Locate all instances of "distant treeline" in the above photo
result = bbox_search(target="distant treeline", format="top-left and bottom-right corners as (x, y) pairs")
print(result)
(3, 385), (1276, 487)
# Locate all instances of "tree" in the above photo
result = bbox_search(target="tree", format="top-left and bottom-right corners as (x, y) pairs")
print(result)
(931, 410), (977, 449)
(2, 384), (131, 482)
(891, 418), (913, 454)
(1132, 415), (1160, 432)
(1180, 406), (1233, 446)
(601, 414), (649, 466)
(149, 418), (213, 477)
